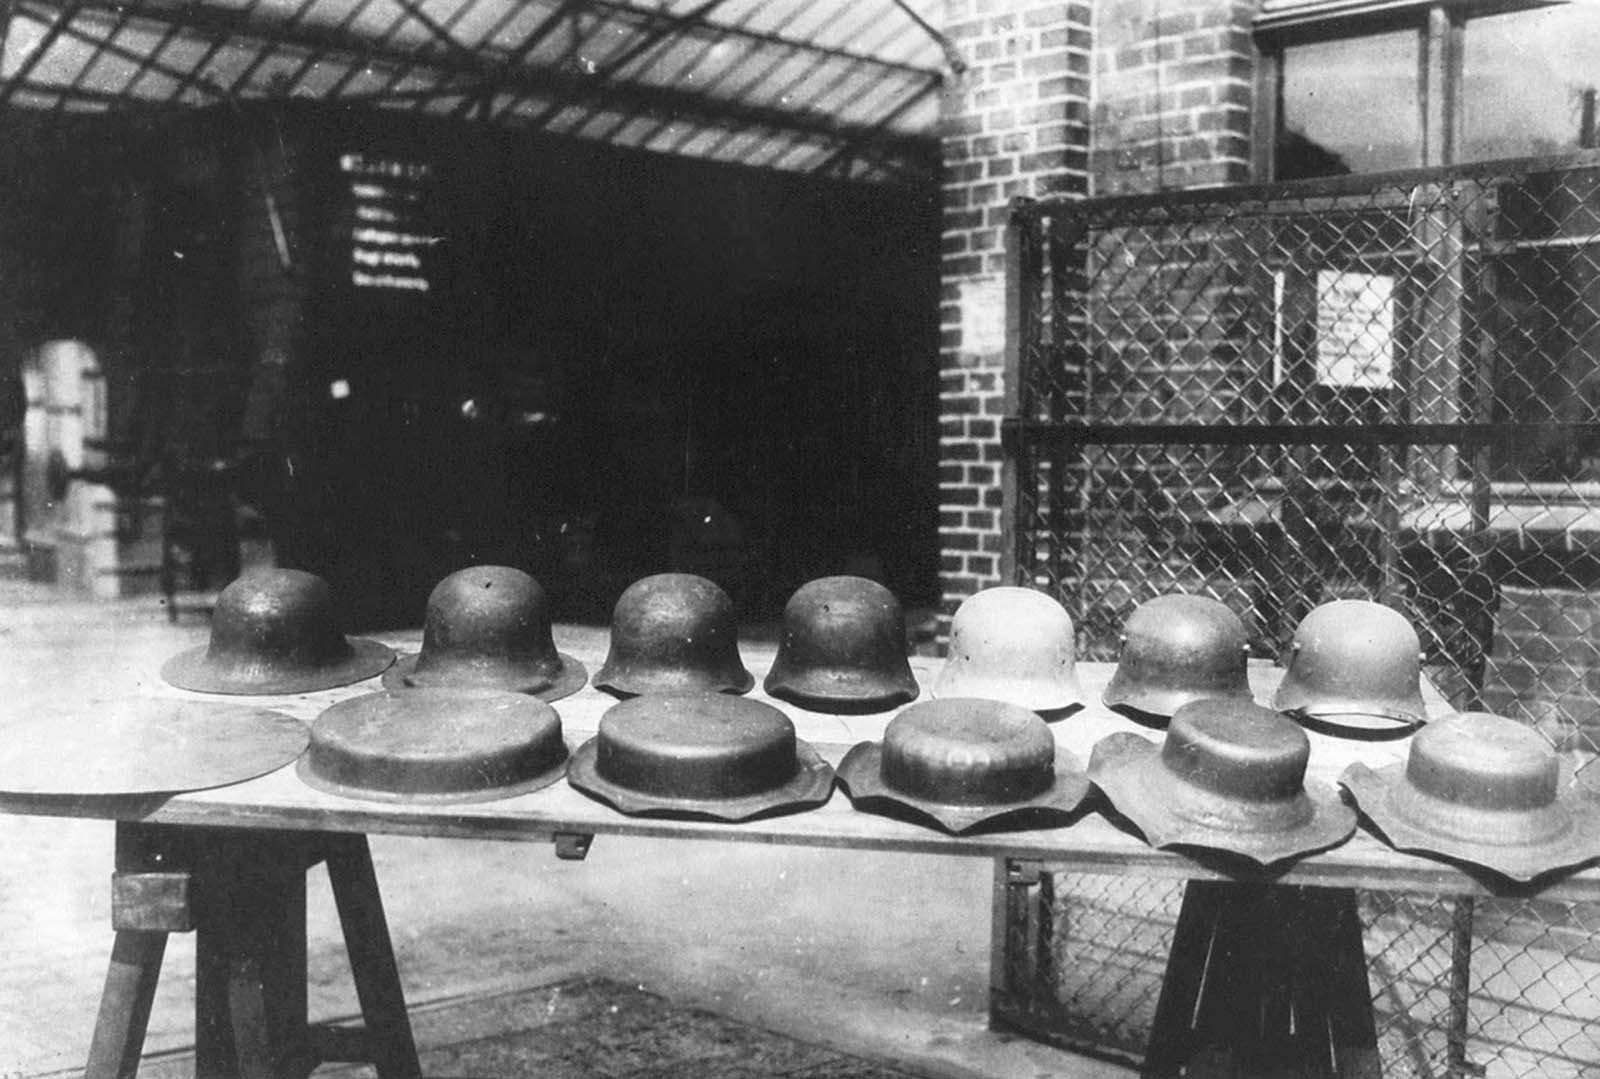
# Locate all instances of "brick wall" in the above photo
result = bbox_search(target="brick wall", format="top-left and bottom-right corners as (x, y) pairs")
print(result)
(937, 0), (1092, 634)
(1092, 0), (1255, 196)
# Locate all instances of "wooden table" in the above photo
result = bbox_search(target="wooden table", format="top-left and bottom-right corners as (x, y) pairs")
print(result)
(2, 649), (1594, 1079)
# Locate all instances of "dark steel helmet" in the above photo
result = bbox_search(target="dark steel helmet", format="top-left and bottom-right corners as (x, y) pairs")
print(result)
(594, 573), (754, 697)
(381, 565), (587, 702)
(1102, 594), (1253, 718)
(161, 568), (395, 694)
(1272, 599), (1427, 729)
(763, 575), (920, 714)
(934, 587), (1082, 713)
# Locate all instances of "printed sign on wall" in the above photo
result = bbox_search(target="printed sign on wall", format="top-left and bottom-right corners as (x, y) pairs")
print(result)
(340, 153), (438, 293)
(1315, 270), (1395, 388)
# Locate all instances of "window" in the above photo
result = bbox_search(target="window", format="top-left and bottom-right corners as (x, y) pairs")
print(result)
(1277, 30), (1421, 178)
(1257, 1), (1600, 181)
(1462, 6), (1598, 163)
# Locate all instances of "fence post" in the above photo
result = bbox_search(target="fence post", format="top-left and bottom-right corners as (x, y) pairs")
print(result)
(1407, 182), (1465, 498)
(1002, 199), (1039, 586)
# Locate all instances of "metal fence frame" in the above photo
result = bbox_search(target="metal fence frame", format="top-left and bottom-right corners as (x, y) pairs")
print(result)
(993, 151), (1600, 1079)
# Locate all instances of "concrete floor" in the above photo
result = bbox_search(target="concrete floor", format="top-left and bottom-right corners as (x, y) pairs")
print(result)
(0, 576), (1127, 1079)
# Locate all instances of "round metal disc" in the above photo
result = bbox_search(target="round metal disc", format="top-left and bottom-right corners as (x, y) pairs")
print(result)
(0, 699), (309, 795)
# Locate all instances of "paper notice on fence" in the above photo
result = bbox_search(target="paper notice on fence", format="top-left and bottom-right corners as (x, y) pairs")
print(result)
(1315, 270), (1395, 389)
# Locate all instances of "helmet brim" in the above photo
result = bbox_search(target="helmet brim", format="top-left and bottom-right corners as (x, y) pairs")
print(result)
(1088, 732), (1356, 865)
(835, 741), (1090, 834)
(566, 738), (835, 821)
(162, 637), (396, 695)
(1340, 761), (1600, 882)
(381, 650), (589, 703)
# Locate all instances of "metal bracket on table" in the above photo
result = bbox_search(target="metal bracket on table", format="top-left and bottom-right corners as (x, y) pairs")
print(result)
(554, 832), (595, 861)
(1006, 859), (1043, 887)
(112, 872), (194, 933)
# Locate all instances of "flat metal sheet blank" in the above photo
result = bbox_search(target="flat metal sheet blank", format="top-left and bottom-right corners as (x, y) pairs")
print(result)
(0, 700), (309, 795)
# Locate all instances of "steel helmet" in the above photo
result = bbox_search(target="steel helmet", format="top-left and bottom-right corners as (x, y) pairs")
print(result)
(161, 568), (395, 694)
(763, 575), (920, 714)
(934, 587), (1082, 713)
(1341, 711), (1598, 881)
(594, 573), (754, 697)
(1089, 698), (1356, 864)
(1102, 594), (1253, 718)
(567, 692), (835, 821)
(381, 565), (587, 702)
(1272, 599), (1427, 729)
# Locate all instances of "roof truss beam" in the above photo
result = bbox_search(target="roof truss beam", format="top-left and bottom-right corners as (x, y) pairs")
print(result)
(10, 0), (932, 158)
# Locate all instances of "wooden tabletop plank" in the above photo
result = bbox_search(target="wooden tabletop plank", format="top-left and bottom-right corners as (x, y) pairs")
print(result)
(3, 644), (1596, 902)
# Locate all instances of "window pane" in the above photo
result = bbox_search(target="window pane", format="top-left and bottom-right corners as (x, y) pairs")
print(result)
(1463, 6), (1600, 163)
(1279, 30), (1422, 179)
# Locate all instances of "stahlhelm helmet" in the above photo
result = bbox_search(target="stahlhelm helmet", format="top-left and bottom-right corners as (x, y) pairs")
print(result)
(934, 586), (1082, 713)
(1272, 599), (1427, 729)
(381, 565), (587, 702)
(594, 573), (754, 697)
(763, 575), (920, 714)
(1102, 594), (1253, 718)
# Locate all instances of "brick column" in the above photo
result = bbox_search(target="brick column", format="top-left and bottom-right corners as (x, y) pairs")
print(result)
(1092, 0), (1255, 195)
(937, 0), (1091, 635)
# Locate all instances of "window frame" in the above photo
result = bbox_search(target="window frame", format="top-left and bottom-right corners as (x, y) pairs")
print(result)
(1252, 0), (1572, 182)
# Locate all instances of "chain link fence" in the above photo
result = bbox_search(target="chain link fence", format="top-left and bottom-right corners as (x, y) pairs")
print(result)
(996, 873), (1600, 1079)
(995, 152), (1600, 1077)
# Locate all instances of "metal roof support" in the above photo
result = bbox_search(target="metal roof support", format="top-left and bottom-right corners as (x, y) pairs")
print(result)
(809, 71), (941, 176)
(0, 0), (81, 107)
(52, 0), (146, 112)
(13, 1), (227, 107)
(594, 0), (802, 148)
(588, 0), (936, 80)
(7, 0), (934, 172)
(388, 0), (484, 71)
(458, 0), (588, 120)
(20, 0), (940, 106)
(686, 41), (883, 166)
(889, 0), (965, 75)
(0, 0), (14, 63)
(518, 0), (731, 128)
(146, 0), (267, 105)
(105, 0), (211, 105)
(219, 0), (323, 98)
(314, 0), (471, 101)
(252, 0), (386, 102)
(350, 0), (492, 114)
(448, 0), (565, 118)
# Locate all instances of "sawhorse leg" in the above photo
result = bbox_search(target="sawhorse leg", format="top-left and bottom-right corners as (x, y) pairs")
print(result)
(1142, 881), (1379, 1079)
(84, 823), (420, 1079)
(85, 931), (168, 1079)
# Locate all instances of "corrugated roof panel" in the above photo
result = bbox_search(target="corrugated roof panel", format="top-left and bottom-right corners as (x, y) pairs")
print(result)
(446, 0), (519, 50)
(339, 60), (402, 98)
(21, 35), (95, 89)
(512, 95), (580, 129)
(288, 57), (352, 97)
(769, 135), (834, 173)
(0, 0), (943, 182)
(12, 85), (55, 107)
(670, 125), (725, 159)
(204, 38), (273, 92)
(481, 3), (555, 52)
(345, 1), (402, 39)
(74, 27), (153, 97)
(714, 129), (768, 164)
(410, 86), (476, 114)
(728, 51), (826, 107)
(126, 66), (183, 101)
(0, 13), (46, 80)
(566, 103), (628, 140)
